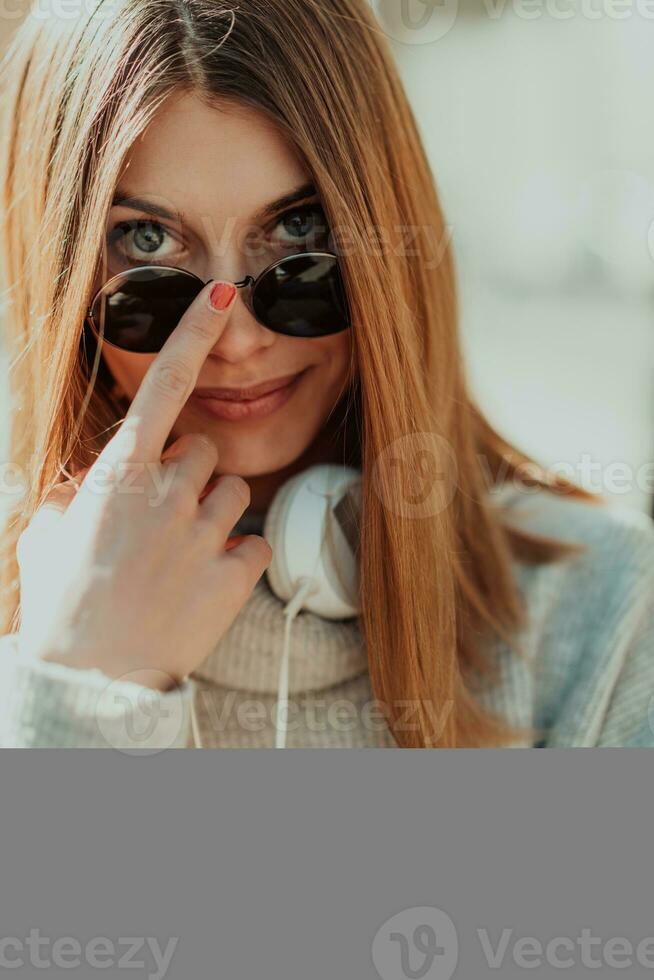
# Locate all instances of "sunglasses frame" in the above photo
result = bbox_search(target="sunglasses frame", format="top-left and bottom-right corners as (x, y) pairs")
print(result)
(85, 249), (350, 352)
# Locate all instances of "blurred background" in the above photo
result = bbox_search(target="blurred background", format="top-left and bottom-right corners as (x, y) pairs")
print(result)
(374, 0), (654, 516)
(1, 0), (653, 514)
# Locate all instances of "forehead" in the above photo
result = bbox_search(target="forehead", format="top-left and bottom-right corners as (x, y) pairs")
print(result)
(117, 90), (309, 224)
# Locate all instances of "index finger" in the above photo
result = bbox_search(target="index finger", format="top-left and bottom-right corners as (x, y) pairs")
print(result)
(101, 279), (237, 465)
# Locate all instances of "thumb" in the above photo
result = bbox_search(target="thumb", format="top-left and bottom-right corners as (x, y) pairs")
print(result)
(17, 467), (90, 565)
(42, 465), (91, 518)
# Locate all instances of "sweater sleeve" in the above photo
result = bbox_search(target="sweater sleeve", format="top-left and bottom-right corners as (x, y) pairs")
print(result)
(593, 582), (654, 747)
(541, 515), (654, 748)
(0, 633), (195, 749)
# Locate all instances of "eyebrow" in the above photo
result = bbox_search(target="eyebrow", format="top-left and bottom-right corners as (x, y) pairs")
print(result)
(110, 181), (318, 223)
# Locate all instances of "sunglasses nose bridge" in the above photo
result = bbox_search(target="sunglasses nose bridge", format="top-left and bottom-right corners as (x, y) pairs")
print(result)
(232, 274), (255, 290)
(229, 274), (256, 316)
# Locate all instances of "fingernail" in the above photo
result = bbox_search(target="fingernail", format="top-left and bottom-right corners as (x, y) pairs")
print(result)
(225, 534), (247, 551)
(209, 281), (237, 312)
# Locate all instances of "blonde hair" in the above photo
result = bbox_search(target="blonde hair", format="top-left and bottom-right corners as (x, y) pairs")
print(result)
(0, 0), (601, 746)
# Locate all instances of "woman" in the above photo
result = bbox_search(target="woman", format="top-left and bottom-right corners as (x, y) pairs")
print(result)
(0, 0), (652, 749)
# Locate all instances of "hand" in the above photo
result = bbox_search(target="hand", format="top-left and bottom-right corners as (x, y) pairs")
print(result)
(16, 280), (273, 690)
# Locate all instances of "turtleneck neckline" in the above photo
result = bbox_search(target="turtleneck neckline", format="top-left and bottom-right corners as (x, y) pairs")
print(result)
(194, 572), (368, 694)
(197, 491), (368, 699)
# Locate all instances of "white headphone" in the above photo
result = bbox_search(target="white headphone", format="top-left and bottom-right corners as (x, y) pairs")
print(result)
(189, 463), (363, 749)
(264, 463), (362, 620)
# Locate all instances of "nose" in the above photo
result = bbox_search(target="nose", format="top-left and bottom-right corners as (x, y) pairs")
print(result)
(206, 282), (275, 362)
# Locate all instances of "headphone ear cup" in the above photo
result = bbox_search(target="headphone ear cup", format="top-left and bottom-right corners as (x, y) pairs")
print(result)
(262, 464), (361, 619)
(263, 474), (298, 603)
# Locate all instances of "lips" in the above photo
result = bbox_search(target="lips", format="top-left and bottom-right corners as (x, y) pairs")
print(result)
(188, 368), (307, 423)
(193, 371), (304, 403)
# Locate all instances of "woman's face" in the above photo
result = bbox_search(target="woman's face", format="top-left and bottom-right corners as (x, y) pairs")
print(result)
(97, 90), (354, 479)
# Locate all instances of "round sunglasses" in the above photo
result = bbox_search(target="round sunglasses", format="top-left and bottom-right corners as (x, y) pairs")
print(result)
(85, 250), (351, 354)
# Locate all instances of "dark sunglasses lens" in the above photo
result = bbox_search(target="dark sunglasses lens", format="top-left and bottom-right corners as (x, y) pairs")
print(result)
(90, 267), (205, 353)
(252, 253), (350, 338)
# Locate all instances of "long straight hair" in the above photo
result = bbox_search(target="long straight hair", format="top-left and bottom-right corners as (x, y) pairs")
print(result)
(0, 0), (600, 746)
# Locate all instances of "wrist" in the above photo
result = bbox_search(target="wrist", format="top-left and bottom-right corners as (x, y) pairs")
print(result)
(17, 635), (177, 692)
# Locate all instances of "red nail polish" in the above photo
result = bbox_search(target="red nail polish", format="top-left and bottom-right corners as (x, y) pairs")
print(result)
(209, 281), (237, 311)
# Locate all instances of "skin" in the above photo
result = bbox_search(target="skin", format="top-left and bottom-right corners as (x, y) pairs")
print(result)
(20, 281), (275, 691)
(98, 90), (355, 514)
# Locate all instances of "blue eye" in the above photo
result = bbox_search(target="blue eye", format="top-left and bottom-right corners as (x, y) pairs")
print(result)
(108, 220), (180, 263)
(273, 204), (330, 247)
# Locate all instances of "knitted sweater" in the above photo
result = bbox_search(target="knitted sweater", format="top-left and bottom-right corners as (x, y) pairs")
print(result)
(1, 484), (653, 748)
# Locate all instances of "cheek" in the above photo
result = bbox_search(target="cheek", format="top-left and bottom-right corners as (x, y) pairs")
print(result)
(101, 349), (155, 398)
(315, 331), (355, 390)
(100, 330), (355, 421)
(334, 333), (356, 394)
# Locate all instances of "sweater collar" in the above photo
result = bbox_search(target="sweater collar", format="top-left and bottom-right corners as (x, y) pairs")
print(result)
(194, 574), (368, 695)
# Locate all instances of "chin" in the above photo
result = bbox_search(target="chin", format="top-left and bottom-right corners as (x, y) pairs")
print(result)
(211, 430), (312, 479)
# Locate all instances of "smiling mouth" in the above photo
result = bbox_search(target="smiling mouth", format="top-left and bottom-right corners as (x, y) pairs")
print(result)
(188, 368), (309, 422)
(193, 370), (305, 403)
